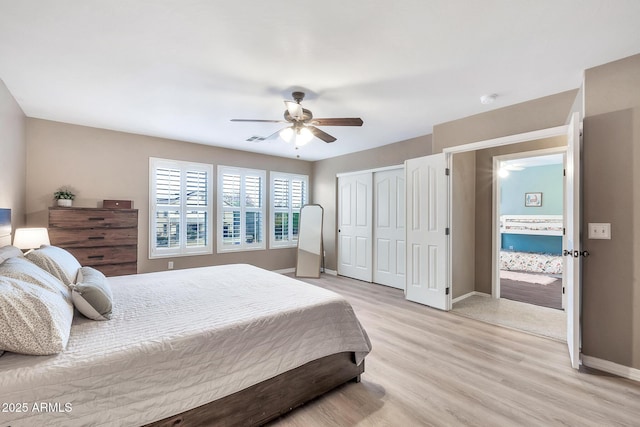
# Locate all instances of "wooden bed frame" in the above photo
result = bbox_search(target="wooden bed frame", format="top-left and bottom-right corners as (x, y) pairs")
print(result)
(146, 352), (364, 426)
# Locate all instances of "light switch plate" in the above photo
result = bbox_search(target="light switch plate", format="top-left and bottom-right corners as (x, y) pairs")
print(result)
(588, 223), (611, 239)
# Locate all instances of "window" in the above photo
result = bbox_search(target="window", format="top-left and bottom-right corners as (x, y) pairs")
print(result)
(149, 158), (213, 258)
(271, 172), (308, 248)
(218, 166), (266, 252)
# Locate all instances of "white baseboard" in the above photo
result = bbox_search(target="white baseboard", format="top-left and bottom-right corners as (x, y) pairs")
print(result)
(452, 291), (491, 304)
(582, 355), (640, 382)
(323, 268), (337, 276)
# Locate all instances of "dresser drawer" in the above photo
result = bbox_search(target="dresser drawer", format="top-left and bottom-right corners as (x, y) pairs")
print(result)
(49, 228), (137, 248)
(65, 246), (137, 266)
(49, 208), (137, 229)
(92, 263), (137, 277)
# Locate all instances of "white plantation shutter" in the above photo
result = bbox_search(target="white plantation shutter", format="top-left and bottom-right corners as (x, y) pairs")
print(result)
(156, 168), (181, 206)
(270, 173), (309, 248)
(222, 173), (241, 208)
(150, 158), (213, 258)
(218, 166), (266, 252)
(292, 179), (305, 209)
(273, 178), (289, 208)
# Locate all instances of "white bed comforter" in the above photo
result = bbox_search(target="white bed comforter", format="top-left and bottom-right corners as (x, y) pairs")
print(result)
(0, 264), (371, 427)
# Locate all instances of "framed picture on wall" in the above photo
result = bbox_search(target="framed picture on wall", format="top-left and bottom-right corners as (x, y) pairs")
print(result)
(525, 192), (542, 207)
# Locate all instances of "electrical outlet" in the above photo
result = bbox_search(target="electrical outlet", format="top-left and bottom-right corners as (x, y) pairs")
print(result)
(168, 261), (174, 270)
(588, 223), (611, 240)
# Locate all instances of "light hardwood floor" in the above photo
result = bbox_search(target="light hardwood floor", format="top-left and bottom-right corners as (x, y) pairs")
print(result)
(270, 274), (640, 427)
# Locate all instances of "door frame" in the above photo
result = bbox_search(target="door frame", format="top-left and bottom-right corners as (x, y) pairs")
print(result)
(491, 146), (567, 300)
(443, 124), (569, 296)
(443, 121), (582, 368)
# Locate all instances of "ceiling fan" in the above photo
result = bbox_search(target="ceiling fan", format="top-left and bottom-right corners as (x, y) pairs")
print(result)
(231, 91), (363, 146)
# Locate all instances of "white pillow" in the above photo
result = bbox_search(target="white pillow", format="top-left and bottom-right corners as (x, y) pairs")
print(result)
(0, 257), (71, 303)
(0, 245), (23, 263)
(26, 245), (81, 285)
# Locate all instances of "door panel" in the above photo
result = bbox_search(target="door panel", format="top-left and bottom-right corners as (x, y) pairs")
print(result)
(564, 112), (581, 369)
(338, 173), (373, 282)
(405, 154), (449, 309)
(373, 168), (405, 289)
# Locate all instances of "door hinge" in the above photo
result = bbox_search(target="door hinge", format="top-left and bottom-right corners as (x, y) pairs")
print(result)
(562, 287), (565, 294)
(445, 168), (450, 176)
(445, 287), (450, 295)
(445, 227), (450, 235)
(563, 227), (565, 235)
(563, 169), (566, 177)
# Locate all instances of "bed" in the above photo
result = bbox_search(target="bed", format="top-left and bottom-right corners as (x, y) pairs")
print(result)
(499, 214), (564, 275)
(0, 212), (371, 426)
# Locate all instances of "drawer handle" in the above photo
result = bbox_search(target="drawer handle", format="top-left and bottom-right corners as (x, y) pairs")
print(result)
(88, 255), (105, 260)
(87, 236), (105, 240)
(88, 217), (105, 221)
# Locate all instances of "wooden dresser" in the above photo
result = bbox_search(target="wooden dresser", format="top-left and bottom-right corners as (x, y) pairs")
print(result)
(48, 207), (138, 277)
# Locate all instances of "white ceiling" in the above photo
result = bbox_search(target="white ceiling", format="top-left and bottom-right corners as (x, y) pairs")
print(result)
(1, 1), (639, 161)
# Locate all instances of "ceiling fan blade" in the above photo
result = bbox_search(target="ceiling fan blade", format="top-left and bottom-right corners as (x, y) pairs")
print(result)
(231, 119), (286, 123)
(310, 118), (363, 126)
(284, 101), (303, 120)
(308, 126), (337, 143)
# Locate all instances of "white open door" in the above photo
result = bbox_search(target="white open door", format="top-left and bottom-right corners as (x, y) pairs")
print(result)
(405, 153), (449, 310)
(373, 168), (405, 289)
(564, 112), (582, 369)
(338, 172), (373, 282)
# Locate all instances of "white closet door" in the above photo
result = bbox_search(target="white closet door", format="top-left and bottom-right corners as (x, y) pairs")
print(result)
(373, 168), (405, 289)
(337, 173), (373, 282)
(405, 153), (449, 310)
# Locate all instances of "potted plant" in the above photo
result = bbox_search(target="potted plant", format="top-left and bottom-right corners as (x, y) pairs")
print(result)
(54, 187), (76, 207)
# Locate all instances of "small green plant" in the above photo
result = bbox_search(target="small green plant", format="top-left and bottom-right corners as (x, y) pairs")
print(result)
(53, 187), (76, 200)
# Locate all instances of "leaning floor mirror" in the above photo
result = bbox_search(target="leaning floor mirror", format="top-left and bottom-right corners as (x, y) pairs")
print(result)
(295, 204), (324, 278)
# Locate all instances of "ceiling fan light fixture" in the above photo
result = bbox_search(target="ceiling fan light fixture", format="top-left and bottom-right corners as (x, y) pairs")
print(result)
(295, 127), (313, 146)
(279, 127), (294, 142)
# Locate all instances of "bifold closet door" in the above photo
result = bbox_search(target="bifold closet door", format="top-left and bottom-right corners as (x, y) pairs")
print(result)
(373, 168), (405, 289)
(337, 173), (373, 282)
(405, 153), (449, 310)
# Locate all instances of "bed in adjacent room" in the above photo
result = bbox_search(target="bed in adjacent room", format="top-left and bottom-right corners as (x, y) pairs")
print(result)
(0, 211), (371, 426)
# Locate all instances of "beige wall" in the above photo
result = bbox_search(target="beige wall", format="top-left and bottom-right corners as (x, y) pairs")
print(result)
(312, 135), (432, 271)
(451, 151), (476, 298)
(0, 79), (26, 230)
(582, 54), (640, 369)
(25, 119), (312, 273)
(432, 90), (579, 153)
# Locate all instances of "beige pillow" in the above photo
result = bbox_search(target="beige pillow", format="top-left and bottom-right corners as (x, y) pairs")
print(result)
(71, 267), (113, 321)
(0, 276), (74, 355)
(26, 245), (81, 286)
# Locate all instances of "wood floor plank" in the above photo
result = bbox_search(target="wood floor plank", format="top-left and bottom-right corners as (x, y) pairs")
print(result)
(268, 274), (640, 427)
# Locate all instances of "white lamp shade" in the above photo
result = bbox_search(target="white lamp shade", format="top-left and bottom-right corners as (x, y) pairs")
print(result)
(295, 127), (313, 146)
(279, 127), (294, 142)
(13, 228), (51, 250)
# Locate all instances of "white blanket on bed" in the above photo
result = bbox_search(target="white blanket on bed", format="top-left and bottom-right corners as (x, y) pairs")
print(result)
(0, 264), (371, 427)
